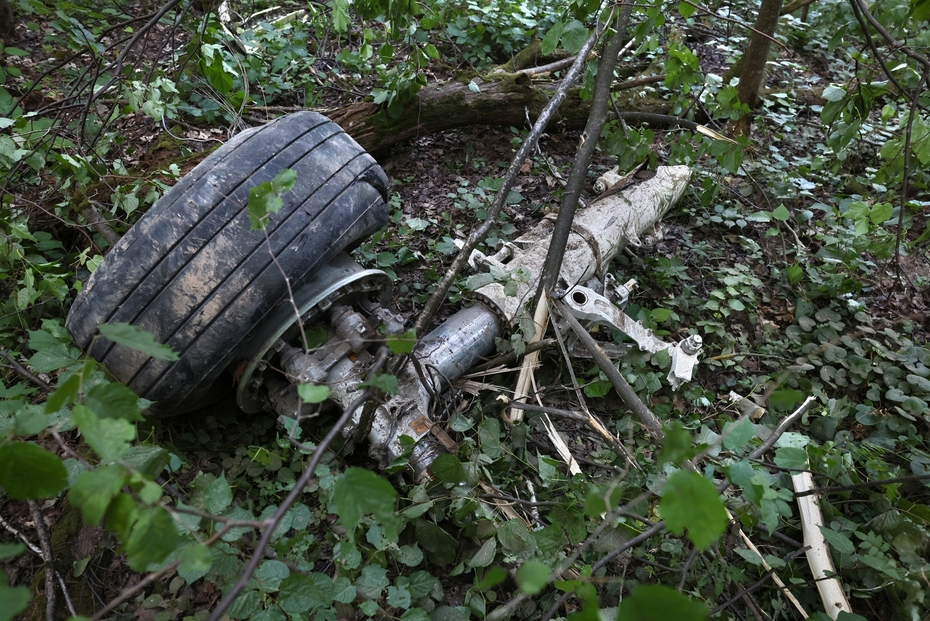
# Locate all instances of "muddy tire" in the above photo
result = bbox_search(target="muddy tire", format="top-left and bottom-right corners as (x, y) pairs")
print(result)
(66, 112), (389, 415)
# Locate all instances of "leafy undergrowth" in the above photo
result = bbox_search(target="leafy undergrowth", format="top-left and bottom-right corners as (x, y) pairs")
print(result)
(1, 0), (930, 620)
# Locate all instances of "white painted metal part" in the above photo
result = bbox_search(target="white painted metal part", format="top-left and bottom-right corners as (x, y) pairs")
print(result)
(561, 284), (702, 389)
(471, 165), (693, 324)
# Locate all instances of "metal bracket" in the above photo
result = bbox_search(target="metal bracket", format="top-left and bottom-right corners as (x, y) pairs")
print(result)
(560, 284), (702, 390)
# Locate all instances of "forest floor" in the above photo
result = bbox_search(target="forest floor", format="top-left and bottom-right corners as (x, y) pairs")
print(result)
(4, 5), (930, 619)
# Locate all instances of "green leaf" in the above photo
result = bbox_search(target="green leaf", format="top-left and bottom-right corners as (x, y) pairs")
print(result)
(415, 520), (458, 567)
(125, 506), (180, 571)
(913, 0), (930, 20)
(822, 85), (846, 102)
(97, 323), (179, 361)
(773, 446), (808, 470)
(330, 468), (398, 537)
(657, 421), (694, 466)
(616, 584), (708, 621)
(0, 544), (23, 560)
(475, 566), (508, 591)
(497, 519), (535, 561)
(651, 307), (674, 322)
(70, 465), (127, 524)
(468, 537), (496, 568)
(387, 584), (411, 609)
(332, 576), (356, 603)
(479, 417), (501, 459)
(366, 373), (399, 395)
(786, 263), (804, 285)
(246, 169), (296, 230)
(869, 201), (893, 225)
(429, 453), (467, 484)
(271, 168), (297, 194)
(27, 334), (76, 373)
(463, 272), (496, 290)
(583, 380), (611, 398)
(541, 21), (563, 56)
(45, 368), (85, 413)
(0, 583), (31, 621)
(85, 383), (144, 421)
(356, 564), (389, 600)
(72, 404), (136, 461)
(772, 205), (791, 221)
(204, 473), (233, 514)
(583, 485), (624, 518)
(179, 543), (212, 581)
(332, 0), (350, 31)
(247, 182), (282, 229)
(227, 589), (262, 619)
(560, 20), (588, 54)
(722, 417), (755, 451)
(297, 383), (330, 404)
(253, 606), (287, 621)
(660, 470), (727, 551)
(387, 329), (418, 354)
(120, 445), (170, 479)
(769, 389), (805, 412)
(819, 526), (855, 556)
(278, 573), (334, 613)
(255, 559), (289, 592)
(515, 560), (549, 594)
(0, 442), (68, 499)
(678, 1), (696, 17)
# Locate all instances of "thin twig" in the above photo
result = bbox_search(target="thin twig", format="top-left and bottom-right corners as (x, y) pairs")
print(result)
(893, 72), (926, 288)
(679, 0), (791, 51)
(709, 547), (810, 615)
(552, 299), (663, 436)
(90, 562), (180, 620)
(468, 338), (556, 374)
(678, 547), (701, 592)
(0, 513), (44, 556)
(794, 473), (930, 497)
(28, 501), (56, 621)
(540, 520), (668, 620)
(169, 505), (268, 528)
(0, 511), (77, 616)
(747, 396), (814, 461)
(504, 400), (589, 422)
(848, 0), (930, 71)
(0, 349), (51, 391)
(88, 0), (186, 104)
(515, 53), (589, 77)
(90, 520), (248, 621)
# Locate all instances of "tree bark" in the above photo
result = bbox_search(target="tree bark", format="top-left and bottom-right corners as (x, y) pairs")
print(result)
(0, 0), (16, 40)
(735, 0), (784, 125)
(326, 73), (670, 155)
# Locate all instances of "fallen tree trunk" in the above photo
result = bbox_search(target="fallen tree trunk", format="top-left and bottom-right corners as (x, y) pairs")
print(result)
(325, 72), (670, 154)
